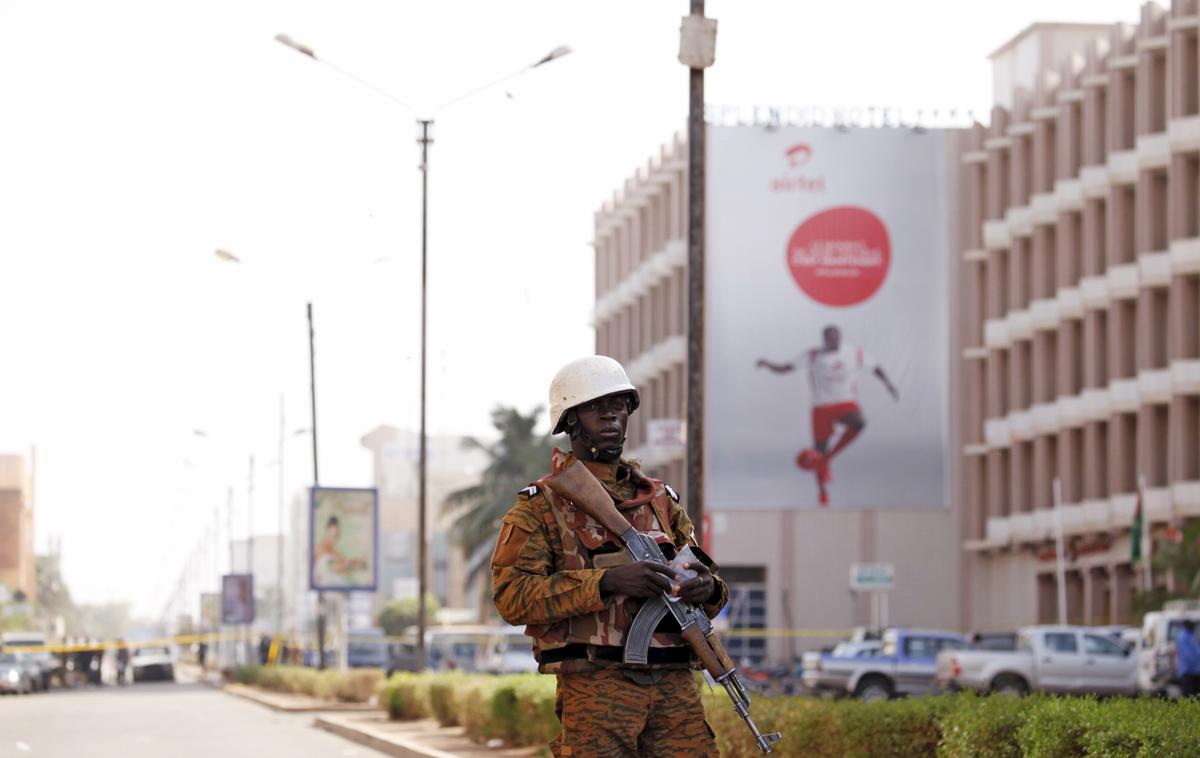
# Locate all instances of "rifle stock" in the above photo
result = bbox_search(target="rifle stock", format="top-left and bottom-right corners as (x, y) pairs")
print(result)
(544, 461), (632, 537)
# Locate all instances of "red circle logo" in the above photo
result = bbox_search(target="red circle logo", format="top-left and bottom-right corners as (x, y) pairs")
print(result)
(786, 206), (891, 307)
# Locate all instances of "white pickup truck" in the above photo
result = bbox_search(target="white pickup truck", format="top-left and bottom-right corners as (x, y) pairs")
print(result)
(936, 625), (1137, 696)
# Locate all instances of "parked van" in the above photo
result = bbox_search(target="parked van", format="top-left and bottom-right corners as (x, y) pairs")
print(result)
(1138, 600), (1200, 697)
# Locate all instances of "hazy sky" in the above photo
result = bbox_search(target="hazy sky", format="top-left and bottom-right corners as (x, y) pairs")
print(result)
(0, 0), (1138, 616)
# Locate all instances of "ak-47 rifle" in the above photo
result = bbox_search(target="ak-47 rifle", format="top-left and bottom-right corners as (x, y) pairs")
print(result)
(545, 460), (782, 754)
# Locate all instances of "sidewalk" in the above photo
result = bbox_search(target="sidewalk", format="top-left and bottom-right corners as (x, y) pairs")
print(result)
(314, 713), (541, 758)
(221, 682), (382, 713)
(209, 673), (543, 757)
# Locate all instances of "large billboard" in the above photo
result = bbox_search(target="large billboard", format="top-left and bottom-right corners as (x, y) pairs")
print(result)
(705, 126), (950, 509)
(221, 574), (254, 624)
(309, 486), (378, 591)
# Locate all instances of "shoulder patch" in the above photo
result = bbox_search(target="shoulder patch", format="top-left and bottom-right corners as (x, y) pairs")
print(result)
(664, 484), (680, 502)
(518, 485), (540, 499)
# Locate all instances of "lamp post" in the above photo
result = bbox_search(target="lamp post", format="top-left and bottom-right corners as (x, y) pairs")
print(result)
(275, 33), (570, 669)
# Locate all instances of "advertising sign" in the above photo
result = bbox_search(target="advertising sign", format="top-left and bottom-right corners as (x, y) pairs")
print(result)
(221, 574), (254, 625)
(309, 486), (379, 591)
(706, 126), (950, 508)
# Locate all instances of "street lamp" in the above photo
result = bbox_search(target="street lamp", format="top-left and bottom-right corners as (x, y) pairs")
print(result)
(276, 33), (571, 670)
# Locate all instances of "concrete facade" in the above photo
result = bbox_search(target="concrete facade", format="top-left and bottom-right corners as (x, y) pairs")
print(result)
(960, 4), (1200, 630)
(593, 130), (969, 661)
(359, 426), (487, 619)
(0, 453), (35, 602)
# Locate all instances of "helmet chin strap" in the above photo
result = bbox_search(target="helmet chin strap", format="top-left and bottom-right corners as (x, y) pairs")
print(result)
(571, 424), (625, 463)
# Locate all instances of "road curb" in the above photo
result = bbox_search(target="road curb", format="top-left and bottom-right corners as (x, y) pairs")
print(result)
(222, 683), (382, 713)
(314, 714), (462, 758)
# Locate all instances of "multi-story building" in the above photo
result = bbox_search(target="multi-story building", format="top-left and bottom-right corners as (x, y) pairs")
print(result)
(960, 6), (1200, 630)
(593, 130), (969, 662)
(359, 426), (487, 619)
(0, 453), (36, 602)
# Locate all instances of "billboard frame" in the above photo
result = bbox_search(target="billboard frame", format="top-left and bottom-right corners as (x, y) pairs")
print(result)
(308, 485), (379, 593)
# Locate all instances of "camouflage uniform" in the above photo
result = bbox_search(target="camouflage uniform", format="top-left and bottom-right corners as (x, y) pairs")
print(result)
(492, 449), (726, 757)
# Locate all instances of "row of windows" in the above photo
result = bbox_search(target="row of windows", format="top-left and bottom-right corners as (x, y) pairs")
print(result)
(971, 26), (1195, 225)
(595, 268), (687, 369)
(967, 281), (1197, 423)
(594, 169), (685, 297)
(968, 158), (1197, 328)
(968, 395), (1200, 525)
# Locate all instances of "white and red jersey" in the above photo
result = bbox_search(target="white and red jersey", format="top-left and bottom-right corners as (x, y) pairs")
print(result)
(801, 345), (878, 406)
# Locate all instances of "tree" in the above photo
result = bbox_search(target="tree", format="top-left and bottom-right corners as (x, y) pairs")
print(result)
(1132, 519), (1200, 620)
(441, 406), (562, 613)
(379, 594), (440, 637)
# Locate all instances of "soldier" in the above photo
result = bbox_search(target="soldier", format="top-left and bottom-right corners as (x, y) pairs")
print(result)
(492, 355), (728, 757)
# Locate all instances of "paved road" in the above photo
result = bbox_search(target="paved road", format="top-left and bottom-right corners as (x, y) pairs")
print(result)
(0, 676), (384, 758)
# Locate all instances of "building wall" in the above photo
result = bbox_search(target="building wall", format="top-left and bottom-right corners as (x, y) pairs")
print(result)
(593, 128), (968, 658)
(960, 3), (1200, 630)
(0, 454), (35, 602)
(359, 425), (487, 619)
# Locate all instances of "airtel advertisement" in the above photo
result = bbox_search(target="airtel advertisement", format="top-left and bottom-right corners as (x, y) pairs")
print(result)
(705, 127), (950, 509)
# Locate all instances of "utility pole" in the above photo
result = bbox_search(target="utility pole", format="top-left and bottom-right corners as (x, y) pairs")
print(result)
(680, 1), (717, 537)
(308, 302), (327, 669)
(416, 118), (432, 672)
(277, 393), (286, 639)
(247, 454), (255, 661)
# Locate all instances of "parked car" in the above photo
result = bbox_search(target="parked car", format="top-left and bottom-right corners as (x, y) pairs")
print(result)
(937, 625), (1137, 696)
(802, 628), (965, 702)
(1, 632), (57, 690)
(801, 640), (881, 694)
(1137, 602), (1200, 697)
(0, 652), (34, 695)
(347, 629), (389, 669)
(130, 646), (175, 683)
(479, 627), (537, 674)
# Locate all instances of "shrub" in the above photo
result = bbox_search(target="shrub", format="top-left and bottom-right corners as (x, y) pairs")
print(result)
(1014, 696), (1091, 758)
(427, 672), (463, 726)
(938, 691), (1026, 758)
(458, 677), (501, 742)
(382, 672), (430, 720)
(840, 695), (952, 758)
(230, 666), (259, 685)
(510, 674), (559, 746)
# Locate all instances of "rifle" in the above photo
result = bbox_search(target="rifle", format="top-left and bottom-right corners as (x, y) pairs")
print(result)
(545, 460), (782, 754)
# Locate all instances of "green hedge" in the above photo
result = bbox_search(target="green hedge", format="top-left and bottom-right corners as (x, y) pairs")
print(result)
(704, 690), (1200, 758)
(229, 665), (383, 704)
(381, 671), (1200, 756)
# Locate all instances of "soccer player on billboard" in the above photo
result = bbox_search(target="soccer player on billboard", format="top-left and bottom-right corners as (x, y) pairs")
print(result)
(757, 325), (899, 505)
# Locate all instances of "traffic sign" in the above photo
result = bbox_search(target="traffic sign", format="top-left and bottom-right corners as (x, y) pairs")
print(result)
(850, 562), (894, 591)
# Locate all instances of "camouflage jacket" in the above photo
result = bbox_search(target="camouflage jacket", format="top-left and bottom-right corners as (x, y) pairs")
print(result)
(492, 449), (728, 673)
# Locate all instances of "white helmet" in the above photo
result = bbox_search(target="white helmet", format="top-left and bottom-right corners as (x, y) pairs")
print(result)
(549, 355), (640, 434)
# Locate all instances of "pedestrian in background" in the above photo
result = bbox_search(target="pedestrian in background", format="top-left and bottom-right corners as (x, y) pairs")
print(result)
(116, 642), (130, 685)
(1176, 619), (1200, 696)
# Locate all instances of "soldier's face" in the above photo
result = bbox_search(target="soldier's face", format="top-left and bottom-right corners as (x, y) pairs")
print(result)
(575, 393), (630, 451)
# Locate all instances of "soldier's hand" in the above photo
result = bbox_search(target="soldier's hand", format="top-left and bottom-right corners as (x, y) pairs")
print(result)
(599, 561), (677, 599)
(676, 561), (715, 604)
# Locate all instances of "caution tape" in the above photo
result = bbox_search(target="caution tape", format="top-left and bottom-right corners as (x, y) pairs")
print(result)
(719, 628), (854, 639)
(2, 627), (858, 655)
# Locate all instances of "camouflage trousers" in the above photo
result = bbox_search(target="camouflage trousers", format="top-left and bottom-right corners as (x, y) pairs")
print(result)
(550, 668), (719, 757)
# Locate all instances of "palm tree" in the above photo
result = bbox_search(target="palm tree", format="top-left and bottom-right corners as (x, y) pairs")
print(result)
(442, 406), (563, 615)
(1132, 519), (1200, 620)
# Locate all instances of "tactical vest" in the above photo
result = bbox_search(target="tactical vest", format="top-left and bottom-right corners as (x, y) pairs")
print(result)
(525, 471), (691, 674)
